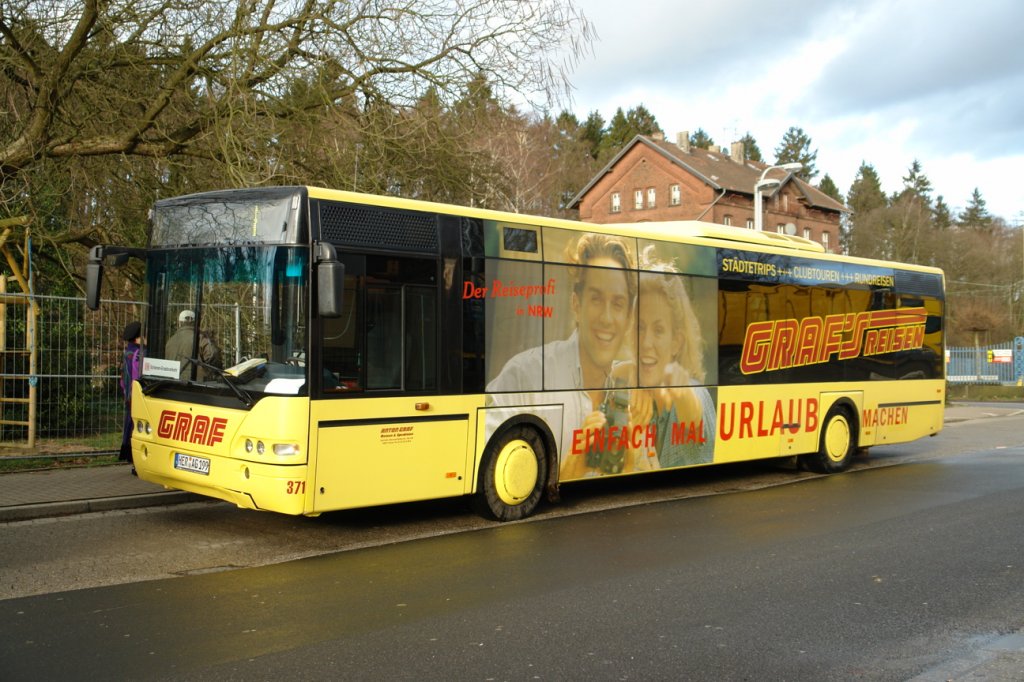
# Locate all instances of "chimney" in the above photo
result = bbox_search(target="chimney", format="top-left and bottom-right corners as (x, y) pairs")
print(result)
(676, 131), (690, 153)
(730, 141), (745, 164)
(651, 131), (665, 141)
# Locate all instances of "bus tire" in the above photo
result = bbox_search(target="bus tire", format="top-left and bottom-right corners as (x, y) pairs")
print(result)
(803, 404), (856, 474)
(473, 425), (547, 522)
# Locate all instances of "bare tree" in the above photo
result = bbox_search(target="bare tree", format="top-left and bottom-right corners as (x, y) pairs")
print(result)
(941, 223), (1020, 344)
(0, 0), (594, 276)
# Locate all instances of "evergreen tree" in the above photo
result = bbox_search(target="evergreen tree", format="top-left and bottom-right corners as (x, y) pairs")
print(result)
(886, 160), (936, 264)
(817, 174), (843, 203)
(625, 104), (662, 137)
(958, 188), (993, 231)
(599, 108), (632, 158)
(899, 159), (933, 204)
(846, 163), (887, 214)
(690, 128), (715, 150)
(739, 132), (763, 162)
(551, 111), (601, 217)
(598, 105), (662, 160)
(933, 196), (953, 230)
(554, 111), (582, 156)
(774, 126), (818, 181)
(555, 111), (580, 133)
(579, 110), (605, 160)
(844, 162), (888, 256)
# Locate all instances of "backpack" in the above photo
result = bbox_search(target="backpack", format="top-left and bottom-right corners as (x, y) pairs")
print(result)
(120, 346), (141, 398)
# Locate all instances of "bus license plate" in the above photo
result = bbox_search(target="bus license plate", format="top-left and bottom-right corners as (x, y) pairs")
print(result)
(174, 453), (210, 476)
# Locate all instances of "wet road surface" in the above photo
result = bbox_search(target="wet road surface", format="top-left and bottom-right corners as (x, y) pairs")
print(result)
(2, 437), (1024, 680)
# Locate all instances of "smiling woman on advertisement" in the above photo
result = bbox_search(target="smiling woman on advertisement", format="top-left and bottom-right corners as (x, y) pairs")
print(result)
(623, 246), (715, 471)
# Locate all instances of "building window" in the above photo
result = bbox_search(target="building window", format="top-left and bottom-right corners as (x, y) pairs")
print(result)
(647, 187), (656, 208)
(776, 224), (786, 234)
(723, 215), (732, 226)
(783, 195), (789, 212)
(822, 231), (830, 251)
(803, 227), (811, 240)
(634, 190), (643, 210)
(670, 184), (681, 206)
(611, 192), (621, 213)
(746, 218), (754, 230)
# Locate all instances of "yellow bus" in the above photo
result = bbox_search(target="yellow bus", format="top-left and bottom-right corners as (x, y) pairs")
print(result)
(87, 186), (945, 521)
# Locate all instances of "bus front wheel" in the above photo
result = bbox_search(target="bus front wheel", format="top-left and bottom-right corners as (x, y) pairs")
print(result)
(473, 425), (547, 522)
(802, 405), (856, 474)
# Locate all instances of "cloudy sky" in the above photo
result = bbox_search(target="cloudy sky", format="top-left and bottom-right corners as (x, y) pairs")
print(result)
(563, 0), (1024, 221)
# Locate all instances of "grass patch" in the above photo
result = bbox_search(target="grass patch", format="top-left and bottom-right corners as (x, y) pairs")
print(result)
(0, 432), (121, 473)
(0, 454), (120, 473)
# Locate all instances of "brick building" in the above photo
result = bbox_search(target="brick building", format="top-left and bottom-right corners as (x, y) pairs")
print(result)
(570, 133), (846, 252)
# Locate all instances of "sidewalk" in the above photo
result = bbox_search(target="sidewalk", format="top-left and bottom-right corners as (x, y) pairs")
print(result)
(2, 403), (1022, 523)
(0, 463), (201, 522)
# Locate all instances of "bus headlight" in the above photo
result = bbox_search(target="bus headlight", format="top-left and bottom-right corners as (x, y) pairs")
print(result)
(244, 439), (298, 456)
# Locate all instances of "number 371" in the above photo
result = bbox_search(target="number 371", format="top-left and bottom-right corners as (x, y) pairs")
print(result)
(286, 480), (306, 495)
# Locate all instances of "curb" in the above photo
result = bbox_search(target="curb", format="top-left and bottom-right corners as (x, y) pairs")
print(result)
(0, 491), (203, 523)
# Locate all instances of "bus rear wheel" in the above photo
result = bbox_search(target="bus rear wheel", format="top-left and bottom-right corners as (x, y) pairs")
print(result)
(802, 405), (856, 474)
(473, 425), (547, 522)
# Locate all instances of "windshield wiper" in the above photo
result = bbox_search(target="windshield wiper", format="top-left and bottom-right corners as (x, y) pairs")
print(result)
(185, 357), (256, 408)
(141, 378), (176, 395)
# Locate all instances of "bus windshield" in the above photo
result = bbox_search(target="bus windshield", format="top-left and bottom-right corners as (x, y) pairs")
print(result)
(141, 245), (309, 400)
(151, 187), (302, 246)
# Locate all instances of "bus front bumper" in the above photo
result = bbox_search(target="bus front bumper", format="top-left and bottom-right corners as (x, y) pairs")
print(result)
(133, 442), (311, 515)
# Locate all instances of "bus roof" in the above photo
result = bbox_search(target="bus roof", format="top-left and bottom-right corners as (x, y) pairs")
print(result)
(608, 220), (826, 253)
(303, 186), (943, 276)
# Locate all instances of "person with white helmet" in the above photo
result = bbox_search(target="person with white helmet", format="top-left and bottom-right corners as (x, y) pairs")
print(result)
(166, 309), (221, 380)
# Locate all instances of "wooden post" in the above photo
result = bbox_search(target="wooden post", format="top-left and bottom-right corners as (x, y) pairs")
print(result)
(27, 276), (37, 448)
(0, 218), (36, 447)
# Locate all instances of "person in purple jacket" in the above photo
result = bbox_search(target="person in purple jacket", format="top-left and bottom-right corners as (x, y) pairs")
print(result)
(119, 321), (143, 464)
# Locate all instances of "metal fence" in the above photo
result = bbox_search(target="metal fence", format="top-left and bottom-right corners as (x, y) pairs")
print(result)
(0, 293), (145, 451)
(946, 337), (1024, 385)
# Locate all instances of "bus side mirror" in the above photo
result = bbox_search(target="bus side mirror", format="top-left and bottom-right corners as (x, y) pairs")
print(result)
(316, 242), (345, 318)
(85, 245), (146, 310)
(86, 246), (104, 311)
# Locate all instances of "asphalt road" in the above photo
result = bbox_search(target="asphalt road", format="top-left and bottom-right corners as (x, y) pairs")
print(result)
(2, 416), (1023, 680)
(0, 408), (1014, 601)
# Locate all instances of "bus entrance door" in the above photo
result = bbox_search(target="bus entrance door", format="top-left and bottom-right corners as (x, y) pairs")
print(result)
(310, 397), (472, 512)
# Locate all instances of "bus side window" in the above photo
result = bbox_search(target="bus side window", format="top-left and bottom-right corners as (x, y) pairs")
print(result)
(321, 264), (363, 392)
(363, 285), (438, 391)
(366, 287), (402, 389)
(404, 285), (437, 390)
(318, 254), (438, 395)
(360, 255), (438, 393)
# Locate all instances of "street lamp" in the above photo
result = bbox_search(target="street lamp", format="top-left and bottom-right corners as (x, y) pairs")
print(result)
(753, 178), (779, 233)
(753, 162), (803, 232)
